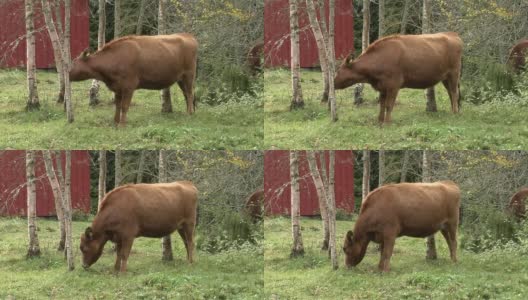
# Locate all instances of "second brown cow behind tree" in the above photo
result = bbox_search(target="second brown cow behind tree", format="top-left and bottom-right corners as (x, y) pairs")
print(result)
(243, 189), (264, 222)
(334, 32), (463, 124)
(80, 181), (198, 273)
(343, 181), (461, 272)
(507, 187), (528, 220)
(507, 40), (528, 74)
(69, 33), (198, 126)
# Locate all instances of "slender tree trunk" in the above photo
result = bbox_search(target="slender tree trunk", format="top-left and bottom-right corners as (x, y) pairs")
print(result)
(26, 150), (40, 257)
(115, 150), (123, 187)
(307, 151), (329, 250)
(159, 0), (173, 113)
(354, 0), (370, 105)
(52, 0), (65, 104)
(136, 0), (146, 35)
(289, 0), (304, 110)
(43, 150), (74, 270)
(305, 0), (337, 121)
(326, 150), (338, 269)
(400, 150), (410, 183)
(378, 150), (385, 187)
(53, 151), (66, 251)
(114, 0), (121, 39)
(316, 0), (330, 103)
(63, 151), (74, 270)
(137, 150), (146, 183)
(400, 0), (411, 34)
(378, 0), (385, 38)
(98, 150), (107, 211)
(25, 0), (40, 111)
(422, 0), (437, 112)
(362, 150), (370, 202)
(89, 0), (106, 106)
(159, 150), (174, 261)
(290, 151), (304, 257)
(423, 150), (437, 260)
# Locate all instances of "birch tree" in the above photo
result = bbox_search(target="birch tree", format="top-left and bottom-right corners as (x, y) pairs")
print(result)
(378, 0), (385, 38)
(137, 150), (146, 183)
(354, 0), (370, 105)
(422, 0), (437, 112)
(159, 0), (173, 113)
(89, 0), (106, 106)
(43, 150), (74, 270)
(26, 150), (40, 257)
(326, 150), (338, 269)
(305, 0), (338, 121)
(98, 150), (107, 211)
(115, 150), (123, 187)
(136, 0), (147, 35)
(289, 0), (304, 110)
(25, 0), (39, 111)
(159, 150), (174, 261)
(400, 150), (410, 182)
(379, 150), (386, 187)
(41, 0), (74, 122)
(307, 151), (329, 250)
(114, 0), (122, 39)
(362, 150), (371, 201)
(423, 150), (438, 259)
(400, 0), (411, 34)
(290, 151), (304, 257)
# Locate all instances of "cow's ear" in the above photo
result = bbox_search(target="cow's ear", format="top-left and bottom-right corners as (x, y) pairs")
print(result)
(345, 53), (355, 65)
(85, 227), (93, 240)
(346, 230), (354, 241)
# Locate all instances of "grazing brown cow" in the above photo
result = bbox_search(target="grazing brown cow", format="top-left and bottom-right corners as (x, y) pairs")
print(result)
(70, 33), (198, 126)
(343, 181), (460, 272)
(507, 40), (528, 74)
(80, 181), (198, 273)
(507, 188), (528, 219)
(247, 41), (264, 75)
(243, 189), (264, 222)
(334, 32), (463, 123)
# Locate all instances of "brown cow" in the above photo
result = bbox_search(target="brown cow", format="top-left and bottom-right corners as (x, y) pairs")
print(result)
(243, 189), (264, 222)
(69, 33), (198, 126)
(507, 40), (528, 74)
(334, 32), (463, 123)
(247, 41), (264, 75)
(507, 188), (528, 219)
(343, 181), (460, 272)
(80, 181), (198, 273)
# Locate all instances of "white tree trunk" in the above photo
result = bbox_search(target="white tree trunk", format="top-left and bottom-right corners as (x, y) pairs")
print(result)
(354, 0), (370, 105)
(63, 150), (74, 270)
(136, 0), (146, 35)
(423, 150), (437, 260)
(289, 0), (304, 110)
(115, 150), (123, 187)
(26, 150), (40, 257)
(290, 151), (304, 257)
(159, 150), (174, 261)
(137, 150), (146, 183)
(326, 151), (338, 269)
(400, 0), (411, 34)
(159, 0), (173, 113)
(25, 0), (40, 111)
(89, 0), (106, 106)
(114, 0), (121, 39)
(362, 150), (371, 202)
(378, 149), (385, 187)
(378, 0), (385, 38)
(400, 150), (410, 183)
(306, 151), (329, 250)
(422, 0), (437, 112)
(98, 150), (107, 211)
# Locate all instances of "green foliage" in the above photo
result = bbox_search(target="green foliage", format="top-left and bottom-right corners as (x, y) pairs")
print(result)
(335, 208), (353, 221)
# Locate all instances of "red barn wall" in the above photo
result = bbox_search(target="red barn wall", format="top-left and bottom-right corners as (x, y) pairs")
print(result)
(0, 0), (89, 69)
(264, 150), (354, 216)
(264, 0), (354, 68)
(0, 151), (91, 217)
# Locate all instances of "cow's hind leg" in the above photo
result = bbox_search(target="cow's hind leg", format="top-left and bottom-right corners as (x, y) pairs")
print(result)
(113, 242), (122, 272)
(119, 89), (135, 126)
(177, 228), (190, 261)
(442, 74), (460, 114)
(441, 223), (458, 262)
(178, 73), (195, 115)
(377, 91), (387, 124)
(182, 222), (195, 263)
(113, 91), (122, 125)
(118, 238), (134, 273)
(379, 233), (396, 272)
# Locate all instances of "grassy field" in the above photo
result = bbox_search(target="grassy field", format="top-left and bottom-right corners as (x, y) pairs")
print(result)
(0, 218), (263, 299)
(265, 217), (528, 299)
(264, 69), (528, 150)
(0, 70), (263, 149)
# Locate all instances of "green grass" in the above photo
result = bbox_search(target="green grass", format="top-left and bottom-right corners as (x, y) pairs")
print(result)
(264, 217), (528, 299)
(0, 218), (263, 299)
(264, 69), (528, 150)
(0, 69), (263, 149)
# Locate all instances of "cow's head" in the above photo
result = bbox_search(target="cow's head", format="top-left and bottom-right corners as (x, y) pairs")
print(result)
(80, 227), (105, 269)
(334, 52), (362, 90)
(69, 49), (93, 81)
(342, 230), (366, 268)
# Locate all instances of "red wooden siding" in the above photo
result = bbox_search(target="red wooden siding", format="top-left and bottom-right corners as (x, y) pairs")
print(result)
(0, 151), (91, 217)
(264, 150), (354, 216)
(264, 0), (354, 68)
(0, 0), (89, 69)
